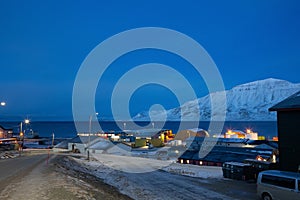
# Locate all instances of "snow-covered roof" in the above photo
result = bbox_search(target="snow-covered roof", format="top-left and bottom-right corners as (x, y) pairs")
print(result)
(54, 140), (69, 149)
(179, 146), (270, 163)
(186, 128), (205, 132)
(0, 125), (13, 131)
(247, 140), (278, 149)
(254, 143), (276, 150)
(180, 150), (257, 163)
(88, 138), (113, 150)
(186, 137), (249, 144)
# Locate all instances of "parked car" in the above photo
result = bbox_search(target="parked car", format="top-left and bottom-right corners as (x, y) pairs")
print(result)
(257, 170), (300, 200)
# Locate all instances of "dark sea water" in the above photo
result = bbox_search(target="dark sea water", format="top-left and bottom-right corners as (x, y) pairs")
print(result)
(0, 121), (278, 139)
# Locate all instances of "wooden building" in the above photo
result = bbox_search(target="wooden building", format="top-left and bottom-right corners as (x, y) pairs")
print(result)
(0, 125), (13, 139)
(269, 91), (300, 172)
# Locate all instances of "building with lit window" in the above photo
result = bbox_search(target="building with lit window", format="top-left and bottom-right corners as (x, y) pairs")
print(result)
(269, 90), (300, 172)
(0, 125), (13, 139)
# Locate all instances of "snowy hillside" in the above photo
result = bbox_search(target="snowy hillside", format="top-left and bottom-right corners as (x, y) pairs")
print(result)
(133, 78), (300, 121)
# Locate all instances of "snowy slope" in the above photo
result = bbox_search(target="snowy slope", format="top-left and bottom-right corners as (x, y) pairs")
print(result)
(133, 78), (300, 121)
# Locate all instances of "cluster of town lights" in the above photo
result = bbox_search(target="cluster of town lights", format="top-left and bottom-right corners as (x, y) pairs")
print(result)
(227, 128), (253, 134)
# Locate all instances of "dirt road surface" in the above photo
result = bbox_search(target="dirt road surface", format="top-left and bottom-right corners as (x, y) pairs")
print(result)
(0, 152), (132, 200)
(0, 151), (259, 200)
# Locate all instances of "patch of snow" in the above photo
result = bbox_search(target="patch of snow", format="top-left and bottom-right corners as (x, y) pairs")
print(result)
(70, 155), (233, 200)
(162, 162), (223, 179)
(90, 153), (173, 173)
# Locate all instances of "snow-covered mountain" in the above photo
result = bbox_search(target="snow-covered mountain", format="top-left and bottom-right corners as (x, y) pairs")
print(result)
(133, 78), (300, 121)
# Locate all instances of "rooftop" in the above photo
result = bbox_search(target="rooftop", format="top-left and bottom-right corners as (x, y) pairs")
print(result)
(269, 90), (300, 111)
(179, 146), (274, 163)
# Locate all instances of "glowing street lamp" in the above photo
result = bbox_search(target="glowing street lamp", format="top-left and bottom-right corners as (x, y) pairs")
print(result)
(0, 102), (6, 106)
(19, 119), (30, 154)
(20, 119), (30, 133)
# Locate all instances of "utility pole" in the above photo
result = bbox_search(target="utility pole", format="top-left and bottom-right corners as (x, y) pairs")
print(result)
(88, 115), (92, 161)
(52, 132), (55, 147)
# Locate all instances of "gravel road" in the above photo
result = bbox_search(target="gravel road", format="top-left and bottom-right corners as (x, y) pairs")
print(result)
(0, 151), (259, 200)
(0, 152), (132, 200)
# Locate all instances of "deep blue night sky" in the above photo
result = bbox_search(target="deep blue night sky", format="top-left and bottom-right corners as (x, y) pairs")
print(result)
(0, 0), (300, 121)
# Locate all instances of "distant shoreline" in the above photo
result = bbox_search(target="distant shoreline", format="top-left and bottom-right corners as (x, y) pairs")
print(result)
(0, 121), (278, 139)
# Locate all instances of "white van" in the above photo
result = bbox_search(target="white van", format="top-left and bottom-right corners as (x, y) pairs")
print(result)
(257, 170), (300, 200)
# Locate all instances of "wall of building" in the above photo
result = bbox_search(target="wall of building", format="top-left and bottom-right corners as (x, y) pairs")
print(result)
(0, 127), (13, 139)
(277, 110), (300, 172)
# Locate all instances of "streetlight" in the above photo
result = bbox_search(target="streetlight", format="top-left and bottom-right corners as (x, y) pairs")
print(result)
(20, 118), (30, 134)
(24, 119), (30, 124)
(52, 132), (55, 147)
(87, 113), (98, 161)
(19, 119), (30, 154)
(1, 102), (6, 106)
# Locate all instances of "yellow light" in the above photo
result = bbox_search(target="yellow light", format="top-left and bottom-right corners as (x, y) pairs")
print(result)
(227, 129), (232, 134)
(246, 129), (251, 134)
(20, 132), (24, 137)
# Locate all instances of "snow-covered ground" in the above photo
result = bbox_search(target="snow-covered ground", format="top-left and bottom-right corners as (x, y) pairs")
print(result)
(163, 162), (222, 179)
(64, 154), (255, 200)
(90, 153), (174, 173)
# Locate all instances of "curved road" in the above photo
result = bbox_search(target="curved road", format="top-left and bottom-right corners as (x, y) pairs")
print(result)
(0, 151), (258, 200)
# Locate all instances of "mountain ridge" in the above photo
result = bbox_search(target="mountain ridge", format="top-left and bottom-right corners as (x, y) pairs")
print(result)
(133, 78), (300, 121)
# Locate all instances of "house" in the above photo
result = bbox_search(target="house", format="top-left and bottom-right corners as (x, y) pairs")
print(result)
(132, 129), (173, 148)
(174, 129), (209, 143)
(185, 137), (250, 151)
(178, 146), (274, 167)
(269, 90), (300, 172)
(0, 125), (13, 139)
(67, 135), (99, 153)
(178, 136), (277, 166)
(246, 140), (278, 149)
